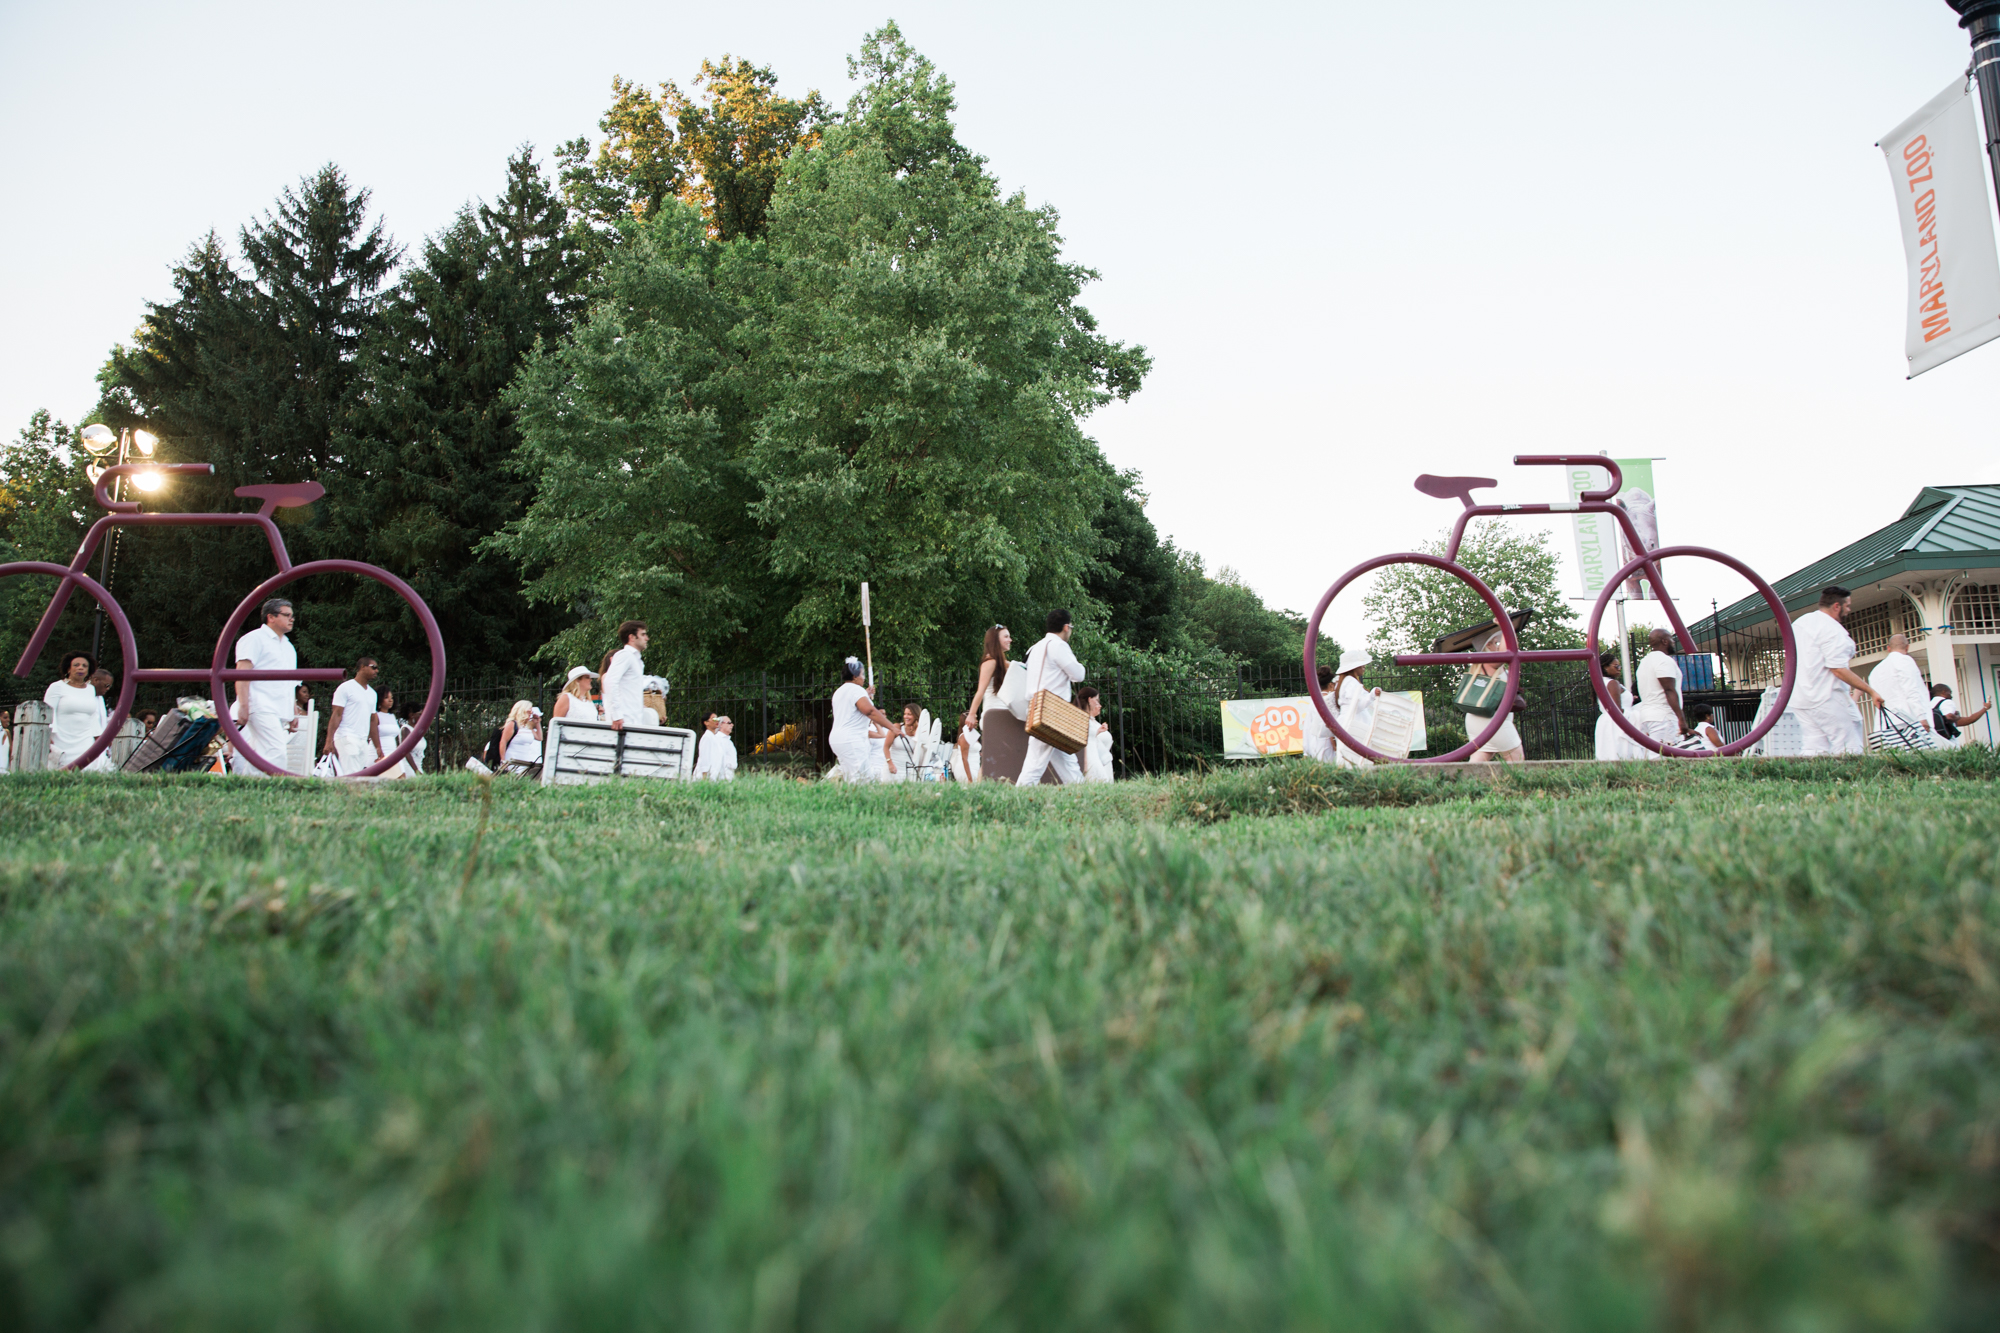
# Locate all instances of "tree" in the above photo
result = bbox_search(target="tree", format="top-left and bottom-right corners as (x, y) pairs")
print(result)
(1178, 555), (1335, 678)
(1084, 469), (1185, 652)
(1359, 522), (1582, 694)
(0, 412), (98, 688)
(491, 24), (1150, 678)
(669, 57), (828, 241)
(331, 148), (593, 678)
(555, 76), (684, 235)
(93, 166), (398, 675)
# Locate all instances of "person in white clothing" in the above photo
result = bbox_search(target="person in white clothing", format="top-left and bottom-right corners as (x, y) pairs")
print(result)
(0, 707), (12, 774)
(498, 700), (543, 774)
(830, 656), (899, 782)
(695, 713), (720, 778)
(601, 621), (652, 730)
(1594, 651), (1643, 761)
(1629, 629), (1689, 756)
(1679, 703), (1724, 752)
(1931, 683), (1992, 746)
(963, 624), (1013, 730)
(1075, 685), (1114, 782)
(1788, 586), (1881, 758)
(1301, 664), (1338, 763)
(1869, 634), (1933, 737)
(1330, 649), (1383, 768)
(708, 716), (738, 781)
(231, 597), (302, 776)
(400, 700), (427, 773)
(1466, 632), (1524, 763)
(44, 651), (113, 770)
(1017, 608), (1086, 786)
(322, 657), (381, 775)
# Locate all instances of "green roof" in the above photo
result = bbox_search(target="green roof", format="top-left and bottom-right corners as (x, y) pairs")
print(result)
(1713, 484), (2000, 633)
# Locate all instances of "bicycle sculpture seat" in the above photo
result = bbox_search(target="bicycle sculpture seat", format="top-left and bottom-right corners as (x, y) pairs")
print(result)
(1304, 454), (1797, 763)
(1, 462), (444, 775)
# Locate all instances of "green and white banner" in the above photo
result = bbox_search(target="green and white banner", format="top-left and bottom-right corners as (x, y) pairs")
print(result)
(1568, 457), (1658, 599)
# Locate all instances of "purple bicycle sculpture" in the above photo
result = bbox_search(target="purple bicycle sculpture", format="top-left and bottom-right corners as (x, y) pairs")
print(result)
(1, 462), (445, 776)
(1304, 454), (1798, 763)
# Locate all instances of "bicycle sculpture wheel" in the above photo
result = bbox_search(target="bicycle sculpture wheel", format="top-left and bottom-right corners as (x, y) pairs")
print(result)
(0, 463), (445, 776)
(1304, 454), (1797, 763)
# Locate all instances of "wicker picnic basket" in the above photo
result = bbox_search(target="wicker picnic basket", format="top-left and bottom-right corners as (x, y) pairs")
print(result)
(1024, 639), (1089, 754)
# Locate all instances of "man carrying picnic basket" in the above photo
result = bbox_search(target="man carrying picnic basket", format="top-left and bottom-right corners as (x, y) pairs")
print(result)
(1018, 608), (1087, 786)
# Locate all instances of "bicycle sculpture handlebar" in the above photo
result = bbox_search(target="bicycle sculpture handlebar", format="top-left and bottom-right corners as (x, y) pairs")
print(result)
(1304, 454), (1797, 764)
(3, 460), (446, 776)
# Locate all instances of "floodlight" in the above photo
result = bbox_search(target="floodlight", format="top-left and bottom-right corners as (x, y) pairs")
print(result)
(133, 469), (164, 493)
(133, 429), (157, 456)
(80, 424), (117, 455)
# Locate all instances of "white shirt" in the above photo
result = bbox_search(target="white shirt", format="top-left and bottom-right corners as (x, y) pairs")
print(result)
(234, 624), (298, 717)
(711, 733), (738, 780)
(831, 682), (874, 752)
(695, 729), (717, 778)
(1634, 651), (1683, 715)
(44, 680), (106, 758)
(602, 644), (647, 726)
(1024, 633), (1085, 703)
(332, 679), (377, 745)
(1869, 651), (1930, 728)
(1084, 719), (1113, 782)
(1791, 610), (1856, 710)
(1301, 695), (1336, 762)
(503, 720), (542, 763)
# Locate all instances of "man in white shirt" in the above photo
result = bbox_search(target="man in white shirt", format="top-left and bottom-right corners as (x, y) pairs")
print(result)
(1017, 608), (1086, 786)
(232, 597), (301, 776)
(322, 656), (381, 775)
(602, 621), (652, 730)
(1789, 586), (1882, 758)
(1869, 634), (1932, 737)
(1629, 628), (1689, 756)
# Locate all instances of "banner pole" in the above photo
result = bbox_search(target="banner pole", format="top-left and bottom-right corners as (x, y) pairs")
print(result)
(1949, 2), (2000, 216)
(860, 582), (875, 691)
(1617, 595), (1631, 694)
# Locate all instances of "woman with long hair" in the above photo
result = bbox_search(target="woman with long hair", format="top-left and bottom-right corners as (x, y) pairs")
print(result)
(499, 699), (543, 775)
(962, 624), (1012, 730)
(552, 666), (601, 721)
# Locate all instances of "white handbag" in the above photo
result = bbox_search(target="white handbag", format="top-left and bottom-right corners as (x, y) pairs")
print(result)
(999, 660), (1030, 721)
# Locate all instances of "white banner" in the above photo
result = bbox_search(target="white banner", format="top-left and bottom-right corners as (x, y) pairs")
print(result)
(1568, 457), (1659, 598)
(1880, 81), (2000, 377)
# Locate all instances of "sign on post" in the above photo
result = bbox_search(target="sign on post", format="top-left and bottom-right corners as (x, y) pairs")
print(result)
(1567, 458), (1659, 599)
(1880, 81), (2000, 377)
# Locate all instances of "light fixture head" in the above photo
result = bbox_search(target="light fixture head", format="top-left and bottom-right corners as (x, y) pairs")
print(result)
(85, 463), (105, 484)
(133, 429), (157, 456)
(133, 469), (164, 493)
(80, 424), (117, 456)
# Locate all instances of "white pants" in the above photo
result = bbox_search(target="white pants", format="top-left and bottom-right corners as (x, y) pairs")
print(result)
(1017, 736), (1082, 786)
(1630, 707), (1679, 758)
(231, 711), (294, 776)
(1468, 713), (1523, 756)
(831, 736), (877, 784)
(333, 732), (375, 776)
(1796, 699), (1864, 757)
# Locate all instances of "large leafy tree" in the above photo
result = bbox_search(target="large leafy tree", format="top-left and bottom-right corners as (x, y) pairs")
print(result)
(93, 166), (398, 674)
(331, 149), (593, 678)
(0, 412), (99, 691)
(1084, 468), (1186, 652)
(670, 57), (828, 242)
(493, 24), (1149, 678)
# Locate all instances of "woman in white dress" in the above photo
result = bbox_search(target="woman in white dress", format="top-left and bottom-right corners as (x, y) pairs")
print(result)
(373, 688), (413, 778)
(830, 657), (899, 782)
(1331, 649), (1383, 768)
(400, 700), (427, 774)
(1465, 632), (1524, 764)
(44, 652), (113, 771)
(1594, 650), (1641, 761)
(1076, 685), (1114, 782)
(962, 625), (1013, 730)
(0, 707), (12, 774)
(498, 699), (543, 775)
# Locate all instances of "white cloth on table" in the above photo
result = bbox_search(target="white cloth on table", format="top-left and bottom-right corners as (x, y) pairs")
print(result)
(830, 681), (878, 782)
(233, 624), (298, 718)
(1869, 651), (1931, 731)
(601, 645), (650, 728)
(44, 680), (110, 770)
(1023, 633), (1085, 701)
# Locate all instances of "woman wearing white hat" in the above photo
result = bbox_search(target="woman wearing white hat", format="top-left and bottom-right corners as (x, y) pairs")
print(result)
(1331, 649), (1383, 768)
(552, 666), (602, 722)
(1466, 630), (1525, 763)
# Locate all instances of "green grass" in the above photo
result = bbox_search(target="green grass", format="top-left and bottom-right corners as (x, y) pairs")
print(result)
(3, 755), (1999, 1330)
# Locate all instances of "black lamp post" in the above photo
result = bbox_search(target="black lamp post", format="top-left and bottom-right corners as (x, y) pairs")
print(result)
(1947, 2), (2000, 213)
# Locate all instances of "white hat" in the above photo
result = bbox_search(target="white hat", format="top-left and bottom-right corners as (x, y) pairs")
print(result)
(530, 705), (543, 716)
(566, 665), (596, 683)
(1337, 649), (1372, 676)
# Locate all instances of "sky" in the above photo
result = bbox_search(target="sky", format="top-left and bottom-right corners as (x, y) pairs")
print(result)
(1, 0), (1992, 652)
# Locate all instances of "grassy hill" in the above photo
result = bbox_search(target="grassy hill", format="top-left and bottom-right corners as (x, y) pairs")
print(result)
(3, 755), (1998, 1330)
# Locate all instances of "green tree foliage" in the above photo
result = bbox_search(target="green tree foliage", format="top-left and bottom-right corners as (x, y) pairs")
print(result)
(1083, 469), (1184, 652)
(1177, 554), (1336, 678)
(555, 76), (684, 233)
(332, 149), (593, 678)
(493, 24), (1149, 678)
(0, 412), (99, 692)
(1360, 522), (1582, 695)
(670, 58), (828, 242)
(94, 166), (398, 675)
